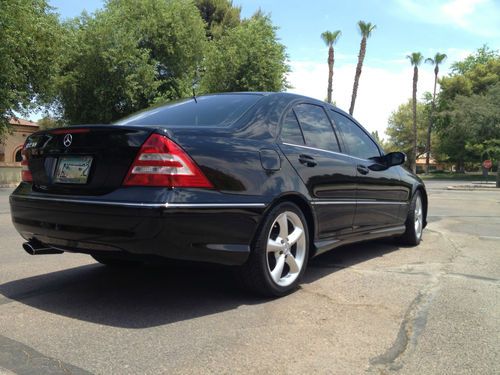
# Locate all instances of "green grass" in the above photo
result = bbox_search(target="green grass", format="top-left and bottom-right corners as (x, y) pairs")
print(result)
(419, 172), (496, 181)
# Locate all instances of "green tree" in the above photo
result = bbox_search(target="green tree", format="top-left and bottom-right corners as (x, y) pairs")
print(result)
(386, 99), (431, 161)
(195, 0), (241, 40)
(0, 0), (62, 139)
(439, 82), (500, 179)
(406, 52), (424, 172)
(424, 52), (447, 173)
(450, 45), (499, 75)
(37, 116), (65, 130)
(57, 0), (207, 124)
(349, 21), (376, 115)
(321, 30), (342, 104)
(200, 13), (289, 92)
(435, 47), (500, 172)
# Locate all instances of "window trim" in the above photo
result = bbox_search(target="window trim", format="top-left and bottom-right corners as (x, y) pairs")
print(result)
(279, 108), (306, 145)
(280, 102), (342, 153)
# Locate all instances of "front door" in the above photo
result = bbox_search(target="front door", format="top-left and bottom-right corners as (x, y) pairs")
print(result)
(330, 110), (406, 232)
(278, 103), (357, 238)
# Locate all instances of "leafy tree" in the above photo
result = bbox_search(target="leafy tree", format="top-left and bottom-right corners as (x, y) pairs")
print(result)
(438, 82), (500, 177)
(200, 13), (289, 92)
(406, 52), (424, 172)
(57, 0), (207, 124)
(58, 13), (158, 124)
(386, 99), (431, 160)
(349, 21), (376, 115)
(435, 47), (500, 173)
(195, 0), (241, 39)
(424, 52), (447, 173)
(451, 45), (499, 75)
(370, 130), (387, 150)
(0, 0), (62, 139)
(321, 30), (342, 104)
(37, 116), (65, 130)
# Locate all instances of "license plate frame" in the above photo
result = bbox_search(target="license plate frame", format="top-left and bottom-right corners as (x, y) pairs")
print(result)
(54, 156), (93, 184)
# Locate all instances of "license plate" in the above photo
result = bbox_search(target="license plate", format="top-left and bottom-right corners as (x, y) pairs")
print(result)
(54, 156), (93, 184)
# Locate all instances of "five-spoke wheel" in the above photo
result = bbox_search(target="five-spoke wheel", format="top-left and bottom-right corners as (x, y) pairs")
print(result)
(238, 202), (309, 296)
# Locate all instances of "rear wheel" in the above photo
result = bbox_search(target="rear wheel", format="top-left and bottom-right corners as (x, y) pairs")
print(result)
(238, 202), (309, 297)
(398, 191), (424, 246)
(91, 254), (141, 267)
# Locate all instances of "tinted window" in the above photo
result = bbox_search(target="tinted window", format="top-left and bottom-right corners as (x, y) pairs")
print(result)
(293, 104), (340, 152)
(331, 112), (380, 159)
(115, 94), (262, 127)
(280, 111), (305, 145)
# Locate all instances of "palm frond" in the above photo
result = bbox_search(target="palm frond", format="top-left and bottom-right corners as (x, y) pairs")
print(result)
(357, 21), (376, 38)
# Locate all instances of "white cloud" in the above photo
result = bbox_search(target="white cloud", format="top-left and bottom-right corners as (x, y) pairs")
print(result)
(287, 60), (436, 140)
(395, 0), (500, 37)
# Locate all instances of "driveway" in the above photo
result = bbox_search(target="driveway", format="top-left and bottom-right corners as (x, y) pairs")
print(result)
(0, 181), (499, 374)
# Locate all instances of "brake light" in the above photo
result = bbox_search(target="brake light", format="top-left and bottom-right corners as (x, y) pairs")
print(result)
(21, 148), (32, 182)
(123, 134), (213, 188)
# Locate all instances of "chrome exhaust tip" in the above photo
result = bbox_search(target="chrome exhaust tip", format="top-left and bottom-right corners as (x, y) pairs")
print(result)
(22, 241), (64, 255)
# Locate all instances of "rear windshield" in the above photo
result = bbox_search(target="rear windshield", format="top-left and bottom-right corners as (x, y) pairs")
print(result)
(115, 94), (262, 127)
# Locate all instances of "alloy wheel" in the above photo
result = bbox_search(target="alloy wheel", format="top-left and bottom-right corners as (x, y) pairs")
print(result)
(266, 211), (306, 287)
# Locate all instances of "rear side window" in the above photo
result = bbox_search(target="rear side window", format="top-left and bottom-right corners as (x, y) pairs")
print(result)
(294, 104), (340, 152)
(115, 94), (262, 127)
(331, 111), (380, 159)
(280, 111), (305, 145)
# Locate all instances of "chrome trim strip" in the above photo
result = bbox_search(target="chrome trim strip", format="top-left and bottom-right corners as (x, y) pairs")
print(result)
(11, 195), (266, 208)
(281, 142), (372, 162)
(311, 200), (408, 205)
(166, 203), (266, 208)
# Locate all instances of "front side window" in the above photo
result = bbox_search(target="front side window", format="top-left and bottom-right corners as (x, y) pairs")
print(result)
(293, 104), (340, 152)
(331, 112), (380, 159)
(280, 111), (305, 145)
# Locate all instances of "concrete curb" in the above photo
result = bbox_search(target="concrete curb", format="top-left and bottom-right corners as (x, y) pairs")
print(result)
(447, 185), (500, 191)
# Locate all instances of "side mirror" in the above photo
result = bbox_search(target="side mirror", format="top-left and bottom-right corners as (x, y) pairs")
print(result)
(384, 152), (406, 167)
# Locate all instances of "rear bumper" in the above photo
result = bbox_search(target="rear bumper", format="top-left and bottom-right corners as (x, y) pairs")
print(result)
(10, 184), (267, 265)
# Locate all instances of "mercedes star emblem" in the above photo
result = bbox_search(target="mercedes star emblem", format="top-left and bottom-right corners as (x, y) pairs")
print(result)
(63, 134), (72, 147)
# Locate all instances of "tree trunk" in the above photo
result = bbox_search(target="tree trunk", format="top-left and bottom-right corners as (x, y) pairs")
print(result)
(327, 45), (333, 104)
(349, 37), (366, 115)
(411, 66), (418, 173)
(425, 68), (438, 174)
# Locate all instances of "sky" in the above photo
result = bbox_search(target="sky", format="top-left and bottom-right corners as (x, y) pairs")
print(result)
(49, 0), (500, 138)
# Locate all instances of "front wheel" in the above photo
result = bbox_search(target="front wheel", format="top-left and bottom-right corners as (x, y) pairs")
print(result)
(238, 202), (309, 297)
(398, 191), (424, 246)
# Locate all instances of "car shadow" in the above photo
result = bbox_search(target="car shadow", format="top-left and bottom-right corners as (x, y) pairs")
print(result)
(0, 239), (401, 329)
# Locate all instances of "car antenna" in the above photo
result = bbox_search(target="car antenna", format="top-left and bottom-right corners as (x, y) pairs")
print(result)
(192, 88), (198, 104)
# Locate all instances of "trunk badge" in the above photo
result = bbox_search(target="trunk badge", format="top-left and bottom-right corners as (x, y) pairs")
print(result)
(63, 134), (72, 147)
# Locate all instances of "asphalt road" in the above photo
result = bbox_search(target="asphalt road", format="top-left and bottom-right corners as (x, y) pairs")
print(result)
(0, 181), (499, 374)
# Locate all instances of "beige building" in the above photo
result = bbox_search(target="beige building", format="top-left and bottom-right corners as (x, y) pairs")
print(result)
(0, 118), (39, 185)
(0, 118), (39, 165)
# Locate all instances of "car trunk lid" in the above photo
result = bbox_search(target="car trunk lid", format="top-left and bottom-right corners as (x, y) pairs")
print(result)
(24, 125), (154, 195)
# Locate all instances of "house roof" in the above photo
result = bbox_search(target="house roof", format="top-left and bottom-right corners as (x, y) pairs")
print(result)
(9, 118), (39, 127)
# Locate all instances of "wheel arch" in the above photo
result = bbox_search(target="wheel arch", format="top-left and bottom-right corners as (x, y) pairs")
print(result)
(256, 193), (316, 255)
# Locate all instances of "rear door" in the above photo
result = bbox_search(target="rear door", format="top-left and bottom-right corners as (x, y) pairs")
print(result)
(278, 103), (357, 238)
(329, 110), (406, 232)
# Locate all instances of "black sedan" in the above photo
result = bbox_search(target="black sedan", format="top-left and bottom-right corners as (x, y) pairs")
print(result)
(10, 92), (427, 296)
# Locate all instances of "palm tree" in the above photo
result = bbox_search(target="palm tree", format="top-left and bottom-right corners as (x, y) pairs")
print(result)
(424, 53), (447, 173)
(349, 21), (376, 115)
(407, 52), (424, 173)
(321, 30), (342, 104)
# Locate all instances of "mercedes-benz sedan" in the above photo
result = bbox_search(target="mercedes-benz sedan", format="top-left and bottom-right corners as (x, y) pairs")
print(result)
(10, 92), (427, 296)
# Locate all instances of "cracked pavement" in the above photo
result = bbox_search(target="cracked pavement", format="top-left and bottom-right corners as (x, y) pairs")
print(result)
(0, 180), (499, 374)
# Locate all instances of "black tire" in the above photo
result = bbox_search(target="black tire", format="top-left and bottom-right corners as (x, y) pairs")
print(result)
(237, 202), (309, 297)
(91, 254), (141, 267)
(398, 191), (424, 246)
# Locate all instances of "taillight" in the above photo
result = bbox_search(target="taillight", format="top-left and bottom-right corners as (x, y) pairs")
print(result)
(123, 134), (213, 188)
(21, 148), (32, 182)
